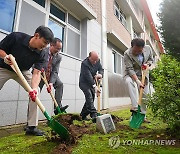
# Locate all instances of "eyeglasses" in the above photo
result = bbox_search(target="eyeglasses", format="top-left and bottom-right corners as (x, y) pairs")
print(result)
(53, 45), (62, 51)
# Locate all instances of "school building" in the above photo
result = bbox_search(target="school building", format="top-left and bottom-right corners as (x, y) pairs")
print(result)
(0, 0), (164, 126)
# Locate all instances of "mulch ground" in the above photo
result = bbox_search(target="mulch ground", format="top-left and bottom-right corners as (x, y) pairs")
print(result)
(47, 114), (122, 154)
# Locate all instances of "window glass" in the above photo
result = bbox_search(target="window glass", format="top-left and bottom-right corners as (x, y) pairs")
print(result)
(18, 0), (46, 35)
(67, 28), (80, 58)
(113, 52), (123, 75)
(50, 3), (65, 22)
(114, 1), (127, 28)
(48, 19), (64, 42)
(68, 14), (80, 30)
(0, 0), (16, 32)
(33, 0), (45, 7)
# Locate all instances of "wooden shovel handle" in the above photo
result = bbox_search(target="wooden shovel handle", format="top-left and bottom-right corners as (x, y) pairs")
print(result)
(138, 67), (149, 105)
(95, 78), (101, 113)
(41, 71), (59, 108)
(9, 54), (46, 113)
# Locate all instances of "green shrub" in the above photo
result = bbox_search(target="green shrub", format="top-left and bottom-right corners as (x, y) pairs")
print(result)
(148, 55), (180, 135)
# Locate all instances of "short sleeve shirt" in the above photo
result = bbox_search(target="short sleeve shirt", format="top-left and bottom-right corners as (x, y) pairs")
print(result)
(0, 32), (46, 71)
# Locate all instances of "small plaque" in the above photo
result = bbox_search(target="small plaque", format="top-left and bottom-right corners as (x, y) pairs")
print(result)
(96, 114), (116, 134)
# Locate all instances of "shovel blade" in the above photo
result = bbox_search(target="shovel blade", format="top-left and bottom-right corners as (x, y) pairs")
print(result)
(129, 106), (145, 129)
(56, 106), (67, 114)
(97, 112), (102, 116)
(43, 111), (69, 140)
(48, 118), (69, 140)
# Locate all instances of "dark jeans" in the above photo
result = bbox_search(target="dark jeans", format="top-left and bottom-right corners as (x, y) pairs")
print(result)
(39, 77), (63, 108)
(80, 84), (97, 118)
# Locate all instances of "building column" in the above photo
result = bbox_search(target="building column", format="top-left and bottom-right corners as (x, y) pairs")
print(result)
(101, 0), (109, 109)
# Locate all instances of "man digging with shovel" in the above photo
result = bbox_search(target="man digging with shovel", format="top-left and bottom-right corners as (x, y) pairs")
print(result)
(0, 26), (54, 136)
(38, 38), (68, 115)
(79, 51), (104, 123)
(124, 38), (153, 123)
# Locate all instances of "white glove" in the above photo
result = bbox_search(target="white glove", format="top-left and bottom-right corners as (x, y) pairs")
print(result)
(95, 74), (102, 80)
(136, 79), (144, 88)
(4, 55), (12, 65)
(94, 86), (98, 93)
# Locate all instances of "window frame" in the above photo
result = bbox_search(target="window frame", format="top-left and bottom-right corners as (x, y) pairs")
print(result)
(0, 0), (17, 34)
(0, 0), (82, 60)
(112, 49), (124, 76)
(114, 0), (127, 28)
(49, 2), (81, 59)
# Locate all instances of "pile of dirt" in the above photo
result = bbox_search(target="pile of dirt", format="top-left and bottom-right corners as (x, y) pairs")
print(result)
(111, 114), (123, 123)
(47, 113), (122, 154)
(47, 114), (94, 153)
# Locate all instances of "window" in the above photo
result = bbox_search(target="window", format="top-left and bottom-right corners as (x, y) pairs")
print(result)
(48, 3), (81, 59)
(0, 0), (16, 32)
(67, 28), (80, 58)
(68, 14), (80, 30)
(18, 0), (46, 35)
(50, 3), (65, 22)
(114, 1), (127, 28)
(32, 0), (45, 7)
(67, 13), (81, 58)
(48, 19), (64, 42)
(113, 50), (124, 75)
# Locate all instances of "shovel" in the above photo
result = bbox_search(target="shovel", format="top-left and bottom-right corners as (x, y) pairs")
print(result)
(41, 70), (66, 114)
(129, 66), (149, 129)
(9, 55), (69, 140)
(95, 78), (102, 116)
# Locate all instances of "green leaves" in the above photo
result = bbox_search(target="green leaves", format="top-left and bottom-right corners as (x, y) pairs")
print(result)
(148, 55), (180, 133)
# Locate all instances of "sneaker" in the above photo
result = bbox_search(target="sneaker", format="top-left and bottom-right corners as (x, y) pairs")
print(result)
(144, 118), (151, 123)
(54, 109), (58, 115)
(60, 105), (69, 111)
(54, 105), (69, 115)
(92, 117), (97, 123)
(81, 116), (91, 121)
(130, 107), (138, 113)
(25, 126), (45, 136)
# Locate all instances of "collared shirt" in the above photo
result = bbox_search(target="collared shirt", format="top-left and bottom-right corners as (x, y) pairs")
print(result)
(0, 32), (45, 71)
(137, 53), (144, 65)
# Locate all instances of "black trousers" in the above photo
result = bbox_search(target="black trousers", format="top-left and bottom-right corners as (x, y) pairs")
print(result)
(39, 77), (63, 109)
(80, 85), (97, 118)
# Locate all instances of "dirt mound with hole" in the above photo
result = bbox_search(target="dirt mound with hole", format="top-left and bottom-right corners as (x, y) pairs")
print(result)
(47, 113), (121, 154)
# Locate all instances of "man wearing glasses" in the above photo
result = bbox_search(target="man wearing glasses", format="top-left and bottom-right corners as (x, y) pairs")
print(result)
(39, 38), (68, 114)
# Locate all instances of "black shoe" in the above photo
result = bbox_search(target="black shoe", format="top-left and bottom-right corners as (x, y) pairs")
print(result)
(25, 127), (45, 136)
(92, 117), (97, 123)
(24, 125), (28, 131)
(54, 105), (69, 115)
(130, 108), (138, 112)
(144, 118), (151, 123)
(80, 113), (90, 121)
(60, 105), (69, 111)
(81, 116), (91, 121)
(54, 109), (58, 115)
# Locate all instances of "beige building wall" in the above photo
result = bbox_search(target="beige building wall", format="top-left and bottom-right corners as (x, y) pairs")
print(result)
(106, 0), (131, 47)
(83, 0), (102, 24)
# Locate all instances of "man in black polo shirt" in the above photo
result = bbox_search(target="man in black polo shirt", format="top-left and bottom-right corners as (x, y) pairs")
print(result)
(0, 26), (54, 136)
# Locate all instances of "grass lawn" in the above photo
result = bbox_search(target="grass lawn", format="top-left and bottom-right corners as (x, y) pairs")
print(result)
(0, 108), (179, 154)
